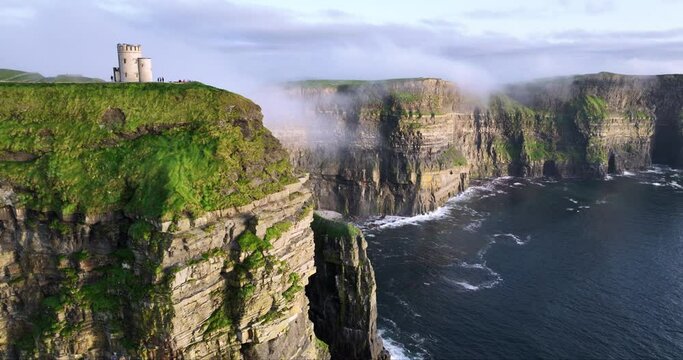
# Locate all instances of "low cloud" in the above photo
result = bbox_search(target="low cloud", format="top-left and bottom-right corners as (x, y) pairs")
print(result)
(0, 0), (681, 103)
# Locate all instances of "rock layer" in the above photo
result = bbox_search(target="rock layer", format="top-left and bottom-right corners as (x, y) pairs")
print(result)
(306, 211), (389, 360)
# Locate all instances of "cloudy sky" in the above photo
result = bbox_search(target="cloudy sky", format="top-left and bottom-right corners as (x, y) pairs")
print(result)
(2, 0), (683, 96)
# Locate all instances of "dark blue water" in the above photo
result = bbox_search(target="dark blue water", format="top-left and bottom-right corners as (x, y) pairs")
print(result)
(364, 167), (683, 359)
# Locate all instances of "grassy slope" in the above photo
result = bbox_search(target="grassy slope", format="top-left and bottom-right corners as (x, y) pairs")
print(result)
(0, 68), (104, 83)
(0, 82), (294, 220)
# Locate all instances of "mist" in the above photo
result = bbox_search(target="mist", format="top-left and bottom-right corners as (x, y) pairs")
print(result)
(2, 0), (683, 126)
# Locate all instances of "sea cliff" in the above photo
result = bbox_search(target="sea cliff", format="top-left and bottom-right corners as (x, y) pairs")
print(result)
(0, 83), (385, 359)
(274, 74), (683, 217)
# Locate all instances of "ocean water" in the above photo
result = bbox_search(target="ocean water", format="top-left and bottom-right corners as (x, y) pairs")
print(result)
(363, 166), (683, 359)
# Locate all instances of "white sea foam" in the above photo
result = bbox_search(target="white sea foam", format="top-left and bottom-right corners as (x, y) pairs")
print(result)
(445, 276), (502, 291)
(622, 171), (636, 176)
(461, 262), (486, 269)
(378, 330), (417, 360)
(446, 261), (503, 291)
(452, 281), (480, 290)
(669, 181), (683, 189)
(493, 233), (528, 245)
(595, 200), (608, 205)
(513, 182), (524, 186)
(364, 206), (451, 230)
(566, 197), (579, 204)
(604, 174), (614, 181)
(363, 178), (508, 230)
(463, 218), (484, 232)
(639, 181), (664, 187)
(566, 208), (575, 211)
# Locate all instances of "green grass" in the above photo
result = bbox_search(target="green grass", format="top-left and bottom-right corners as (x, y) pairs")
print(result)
(524, 139), (552, 161)
(282, 272), (303, 302)
(203, 306), (232, 335)
(573, 94), (608, 125)
(311, 214), (361, 240)
(315, 337), (330, 352)
(263, 221), (293, 243)
(437, 145), (467, 168)
(0, 83), (295, 220)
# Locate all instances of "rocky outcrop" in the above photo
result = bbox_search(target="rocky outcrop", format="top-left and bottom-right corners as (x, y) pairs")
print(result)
(274, 74), (683, 217)
(0, 177), (330, 359)
(306, 211), (388, 360)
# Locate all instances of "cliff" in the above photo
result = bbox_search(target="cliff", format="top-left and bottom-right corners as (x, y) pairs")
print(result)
(274, 74), (683, 217)
(0, 83), (332, 359)
(306, 212), (388, 360)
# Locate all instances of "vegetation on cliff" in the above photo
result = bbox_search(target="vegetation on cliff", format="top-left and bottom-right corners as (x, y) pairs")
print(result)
(0, 83), (295, 220)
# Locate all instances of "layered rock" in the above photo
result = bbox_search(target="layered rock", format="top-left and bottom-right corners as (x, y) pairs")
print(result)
(0, 165), (329, 360)
(306, 211), (388, 360)
(277, 79), (471, 217)
(274, 74), (683, 217)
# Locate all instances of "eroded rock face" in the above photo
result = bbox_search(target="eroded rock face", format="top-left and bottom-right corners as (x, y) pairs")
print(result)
(0, 178), (329, 359)
(306, 211), (389, 360)
(274, 74), (683, 217)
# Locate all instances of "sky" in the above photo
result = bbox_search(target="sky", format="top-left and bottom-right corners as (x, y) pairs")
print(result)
(2, 0), (683, 97)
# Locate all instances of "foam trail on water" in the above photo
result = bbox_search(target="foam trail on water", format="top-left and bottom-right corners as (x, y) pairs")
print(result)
(494, 233), (528, 245)
(453, 281), (480, 291)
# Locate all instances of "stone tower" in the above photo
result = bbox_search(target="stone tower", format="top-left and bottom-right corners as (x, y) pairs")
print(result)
(137, 57), (153, 82)
(113, 43), (153, 83)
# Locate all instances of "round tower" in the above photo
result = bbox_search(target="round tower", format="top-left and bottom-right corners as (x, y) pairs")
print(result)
(137, 58), (153, 83)
(117, 43), (142, 82)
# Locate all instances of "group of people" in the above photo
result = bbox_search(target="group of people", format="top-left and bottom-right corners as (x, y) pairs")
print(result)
(156, 77), (165, 82)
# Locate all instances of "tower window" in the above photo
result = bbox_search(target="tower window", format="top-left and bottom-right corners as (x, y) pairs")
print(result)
(123, 58), (126, 64)
(125, 72), (128, 78)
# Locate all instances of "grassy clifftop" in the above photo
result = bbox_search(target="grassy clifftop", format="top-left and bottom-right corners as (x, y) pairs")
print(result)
(0, 82), (294, 220)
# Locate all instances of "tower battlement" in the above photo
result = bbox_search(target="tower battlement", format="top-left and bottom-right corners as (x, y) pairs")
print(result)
(117, 43), (142, 52)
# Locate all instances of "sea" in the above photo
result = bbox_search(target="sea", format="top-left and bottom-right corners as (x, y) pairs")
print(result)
(362, 166), (683, 359)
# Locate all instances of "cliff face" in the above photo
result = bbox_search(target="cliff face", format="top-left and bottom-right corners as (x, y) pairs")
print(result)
(0, 178), (326, 359)
(275, 74), (683, 217)
(306, 212), (388, 360)
(278, 79), (470, 217)
(0, 83), (332, 359)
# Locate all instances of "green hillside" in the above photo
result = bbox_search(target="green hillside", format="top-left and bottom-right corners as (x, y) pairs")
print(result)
(0, 82), (293, 220)
(0, 68), (104, 83)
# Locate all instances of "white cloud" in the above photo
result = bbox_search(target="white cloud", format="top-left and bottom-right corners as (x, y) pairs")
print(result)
(0, 5), (36, 26)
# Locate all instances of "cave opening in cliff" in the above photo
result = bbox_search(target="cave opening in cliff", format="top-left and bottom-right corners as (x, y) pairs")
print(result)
(542, 160), (561, 178)
(651, 108), (683, 168)
(608, 153), (617, 174)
